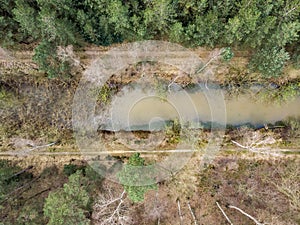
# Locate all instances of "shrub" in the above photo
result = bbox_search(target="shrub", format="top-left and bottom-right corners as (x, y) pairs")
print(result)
(221, 47), (234, 62)
(165, 118), (181, 144)
(33, 40), (71, 79)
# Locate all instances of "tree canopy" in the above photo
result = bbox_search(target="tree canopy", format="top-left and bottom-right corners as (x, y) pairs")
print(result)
(43, 170), (91, 225)
(0, 0), (299, 78)
(117, 153), (157, 203)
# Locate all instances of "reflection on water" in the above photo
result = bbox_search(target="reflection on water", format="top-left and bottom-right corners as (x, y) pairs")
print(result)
(98, 86), (300, 131)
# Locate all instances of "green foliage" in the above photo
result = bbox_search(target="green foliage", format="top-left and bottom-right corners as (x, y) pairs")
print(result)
(96, 84), (112, 105)
(0, 161), (33, 197)
(0, 88), (15, 108)
(285, 117), (300, 135)
(0, 0), (299, 80)
(128, 152), (145, 166)
(165, 118), (182, 144)
(185, 11), (224, 47)
(0, 0), (25, 46)
(258, 83), (300, 104)
(249, 47), (290, 77)
(117, 153), (157, 203)
(83, 165), (103, 183)
(12, 0), (40, 40)
(291, 41), (300, 69)
(63, 164), (80, 176)
(44, 170), (90, 225)
(73, 0), (129, 45)
(221, 47), (234, 62)
(37, 7), (76, 45)
(271, 22), (300, 47)
(12, 0), (77, 78)
(225, 1), (264, 46)
(33, 40), (71, 78)
(169, 22), (184, 42)
(17, 206), (41, 225)
(142, 0), (177, 39)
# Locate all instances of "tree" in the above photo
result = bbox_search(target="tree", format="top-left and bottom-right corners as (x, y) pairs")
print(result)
(169, 22), (184, 43)
(43, 170), (91, 225)
(185, 10), (224, 47)
(73, 0), (130, 45)
(142, 0), (177, 39)
(249, 47), (290, 78)
(221, 47), (234, 62)
(12, 0), (40, 40)
(0, 0), (26, 46)
(92, 186), (131, 225)
(225, 2), (263, 46)
(117, 153), (157, 203)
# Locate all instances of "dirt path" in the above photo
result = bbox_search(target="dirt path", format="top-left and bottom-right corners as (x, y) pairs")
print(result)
(0, 147), (298, 157)
(0, 147), (298, 176)
(0, 45), (251, 65)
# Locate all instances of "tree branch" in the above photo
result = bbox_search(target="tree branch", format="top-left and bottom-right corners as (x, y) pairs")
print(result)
(177, 199), (184, 225)
(228, 205), (264, 225)
(187, 201), (198, 225)
(216, 202), (233, 225)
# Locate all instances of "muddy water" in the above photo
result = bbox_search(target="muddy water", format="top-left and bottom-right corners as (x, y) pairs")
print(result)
(99, 86), (300, 131)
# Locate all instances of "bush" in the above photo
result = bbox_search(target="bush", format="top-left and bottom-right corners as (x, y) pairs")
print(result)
(33, 40), (71, 79)
(221, 47), (234, 62)
(165, 118), (181, 144)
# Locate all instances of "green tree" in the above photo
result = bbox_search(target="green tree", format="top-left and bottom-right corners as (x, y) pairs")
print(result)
(74, 0), (129, 45)
(169, 22), (184, 42)
(185, 11), (224, 47)
(249, 47), (290, 78)
(12, 0), (40, 40)
(44, 170), (90, 225)
(117, 153), (157, 203)
(0, 0), (26, 46)
(142, 0), (177, 38)
(225, 2), (263, 46)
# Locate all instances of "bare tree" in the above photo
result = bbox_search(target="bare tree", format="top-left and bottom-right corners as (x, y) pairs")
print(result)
(272, 163), (300, 211)
(231, 128), (280, 156)
(92, 186), (131, 225)
(168, 48), (225, 92)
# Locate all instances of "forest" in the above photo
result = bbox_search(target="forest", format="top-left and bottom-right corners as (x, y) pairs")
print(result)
(0, 0), (299, 78)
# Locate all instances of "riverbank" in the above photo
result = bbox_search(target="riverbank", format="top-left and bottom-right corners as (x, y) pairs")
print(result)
(1, 46), (299, 153)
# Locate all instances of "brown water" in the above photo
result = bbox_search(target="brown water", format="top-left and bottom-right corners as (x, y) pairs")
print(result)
(99, 87), (300, 131)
